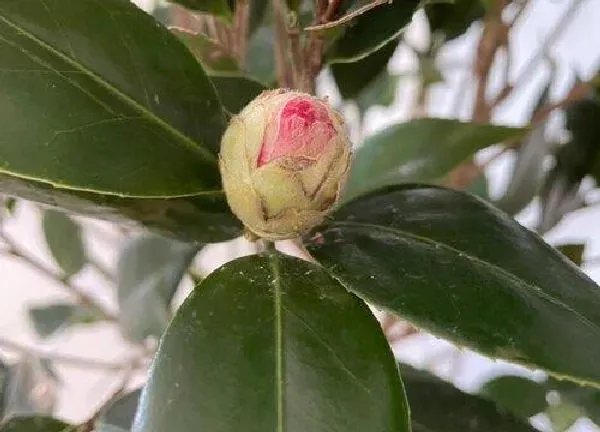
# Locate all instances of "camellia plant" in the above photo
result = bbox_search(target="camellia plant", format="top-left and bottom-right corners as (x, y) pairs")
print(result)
(1, 0), (600, 431)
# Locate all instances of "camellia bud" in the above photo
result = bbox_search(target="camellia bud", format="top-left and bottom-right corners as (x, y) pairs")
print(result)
(219, 89), (352, 240)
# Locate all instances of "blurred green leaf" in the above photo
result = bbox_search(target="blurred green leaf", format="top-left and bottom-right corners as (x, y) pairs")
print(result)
(0, 359), (8, 419)
(167, 0), (232, 21)
(496, 124), (551, 216)
(547, 402), (584, 432)
(27, 303), (104, 339)
(2, 358), (56, 419)
(467, 172), (490, 200)
(3, 198), (16, 216)
(248, 0), (268, 33)
(555, 243), (585, 266)
(343, 119), (526, 201)
(402, 365), (538, 431)
(117, 235), (198, 343)
(480, 375), (548, 418)
(210, 75), (266, 114)
(42, 209), (86, 277)
(245, 26), (276, 85)
(97, 425), (128, 432)
(426, 0), (484, 41)
(0, 416), (72, 432)
(355, 71), (400, 115)
(540, 95), (600, 233)
(306, 184), (600, 387)
(98, 389), (141, 431)
(135, 253), (409, 432)
(170, 29), (239, 73)
(326, 0), (420, 62)
(497, 76), (554, 216)
(332, 41), (397, 99)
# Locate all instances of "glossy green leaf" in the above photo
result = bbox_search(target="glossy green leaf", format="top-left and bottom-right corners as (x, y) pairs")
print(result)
(332, 41), (397, 99)
(326, 0), (420, 63)
(27, 302), (104, 338)
(170, 29), (239, 73)
(480, 375), (548, 418)
(210, 75), (266, 114)
(556, 243), (585, 266)
(343, 119), (526, 201)
(2, 358), (56, 419)
(167, 0), (232, 21)
(0, 173), (242, 243)
(305, 184), (600, 387)
(42, 209), (86, 277)
(0, 417), (72, 432)
(426, 0), (484, 41)
(117, 234), (198, 343)
(0, 0), (226, 199)
(401, 365), (538, 431)
(134, 253), (409, 432)
(98, 389), (141, 431)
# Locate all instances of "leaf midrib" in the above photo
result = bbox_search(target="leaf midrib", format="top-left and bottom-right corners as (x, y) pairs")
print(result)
(325, 220), (600, 333)
(0, 10), (218, 165)
(268, 254), (284, 432)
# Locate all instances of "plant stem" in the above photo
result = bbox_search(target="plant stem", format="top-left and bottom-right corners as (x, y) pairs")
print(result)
(0, 230), (117, 321)
(0, 336), (132, 371)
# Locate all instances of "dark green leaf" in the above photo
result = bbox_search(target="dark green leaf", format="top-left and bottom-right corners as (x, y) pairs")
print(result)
(343, 119), (526, 201)
(98, 389), (141, 430)
(305, 184), (600, 387)
(170, 29), (239, 73)
(117, 234), (198, 343)
(27, 303), (104, 338)
(480, 375), (548, 418)
(0, 417), (72, 432)
(134, 253), (409, 432)
(332, 40), (397, 99)
(210, 75), (266, 114)
(401, 365), (538, 431)
(540, 95), (600, 233)
(326, 0), (420, 63)
(0, 0), (225, 199)
(167, 0), (232, 21)
(426, 0), (484, 41)
(3, 358), (56, 419)
(556, 243), (585, 266)
(0, 173), (242, 243)
(42, 209), (86, 277)
(245, 26), (276, 84)
(549, 379), (600, 427)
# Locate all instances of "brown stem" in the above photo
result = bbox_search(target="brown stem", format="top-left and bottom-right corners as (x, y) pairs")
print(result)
(272, 0), (293, 87)
(232, 0), (251, 67)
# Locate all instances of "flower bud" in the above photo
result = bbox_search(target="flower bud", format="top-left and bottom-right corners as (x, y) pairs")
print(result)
(219, 89), (352, 240)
